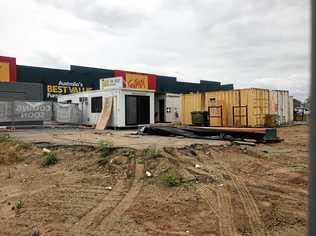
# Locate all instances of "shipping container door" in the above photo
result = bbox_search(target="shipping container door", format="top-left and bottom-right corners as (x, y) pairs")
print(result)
(125, 95), (150, 125)
(138, 96), (150, 124)
(159, 99), (165, 122)
(125, 96), (138, 125)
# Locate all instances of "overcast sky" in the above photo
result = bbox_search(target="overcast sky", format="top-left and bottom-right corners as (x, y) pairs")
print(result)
(0, 0), (310, 100)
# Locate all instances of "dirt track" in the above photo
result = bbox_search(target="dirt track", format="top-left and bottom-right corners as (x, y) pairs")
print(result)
(0, 125), (309, 235)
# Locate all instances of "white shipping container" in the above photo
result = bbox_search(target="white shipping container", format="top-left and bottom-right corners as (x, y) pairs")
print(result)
(288, 96), (294, 124)
(269, 90), (290, 125)
(165, 93), (181, 123)
(57, 88), (155, 127)
(154, 93), (181, 123)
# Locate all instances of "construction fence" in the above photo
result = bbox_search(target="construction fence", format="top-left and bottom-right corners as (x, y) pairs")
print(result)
(0, 101), (81, 125)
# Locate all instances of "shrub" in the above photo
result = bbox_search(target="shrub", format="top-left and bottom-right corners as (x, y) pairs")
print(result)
(144, 146), (161, 159)
(42, 153), (58, 167)
(16, 200), (24, 209)
(97, 140), (113, 158)
(160, 168), (180, 187)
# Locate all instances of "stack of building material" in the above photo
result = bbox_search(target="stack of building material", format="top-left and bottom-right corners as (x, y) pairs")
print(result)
(141, 125), (281, 143)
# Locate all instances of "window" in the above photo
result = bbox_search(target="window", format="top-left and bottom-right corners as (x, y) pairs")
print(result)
(66, 100), (72, 104)
(91, 96), (103, 113)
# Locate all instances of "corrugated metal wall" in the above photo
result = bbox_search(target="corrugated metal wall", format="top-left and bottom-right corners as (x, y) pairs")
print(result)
(181, 88), (270, 127)
(0, 81), (43, 101)
(269, 90), (290, 125)
(204, 90), (240, 127)
(181, 93), (203, 125)
(288, 96), (294, 123)
(241, 88), (270, 127)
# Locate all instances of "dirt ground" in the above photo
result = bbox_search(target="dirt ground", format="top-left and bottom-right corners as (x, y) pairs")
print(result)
(0, 125), (309, 236)
(7, 128), (227, 149)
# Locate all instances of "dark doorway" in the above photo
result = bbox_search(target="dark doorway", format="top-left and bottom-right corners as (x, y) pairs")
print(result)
(159, 99), (165, 122)
(125, 95), (150, 126)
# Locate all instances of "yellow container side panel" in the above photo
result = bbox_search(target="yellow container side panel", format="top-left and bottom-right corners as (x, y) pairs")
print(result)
(204, 90), (240, 127)
(180, 93), (203, 125)
(181, 88), (270, 127)
(240, 88), (270, 127)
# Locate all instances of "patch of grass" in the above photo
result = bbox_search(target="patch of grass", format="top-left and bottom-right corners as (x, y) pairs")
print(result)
(144, 146), (161, 159)
(16, 142), (32, 151)
(160, 168), (180, 187)
(136, 158), (145, 164)
(15, 200), (24, 209)
(126, 150), (136, 160)
(0, 134), (11, 143)
(97, 140), (113, 158)
(42, 153), (58, 167)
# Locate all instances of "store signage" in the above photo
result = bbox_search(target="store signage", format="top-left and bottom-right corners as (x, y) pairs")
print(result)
(14, 102), (52, 121)
(125, 73), (148, 89)
(100, 77), (123, 90)
(47, 81), (93, 99)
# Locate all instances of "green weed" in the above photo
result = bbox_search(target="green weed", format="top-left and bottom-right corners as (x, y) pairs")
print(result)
(97, 140), (113, 158)
(144, 146), (161, 159)
(16, 142), (32, 151)
(160, 168), (180, 187)
(127, 150), (136, 160)
(0, 134), (11, 142)
(15, 200), (24, 209)
(42, 153), (58, 167)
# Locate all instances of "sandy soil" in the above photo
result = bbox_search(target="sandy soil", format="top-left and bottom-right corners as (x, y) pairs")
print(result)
(0, 125), (309, 236)
(7, 128), (227, 149)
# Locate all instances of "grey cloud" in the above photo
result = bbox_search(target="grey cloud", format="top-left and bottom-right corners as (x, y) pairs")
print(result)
(0, 0), (309, 101)
(34, 0), (147, 30)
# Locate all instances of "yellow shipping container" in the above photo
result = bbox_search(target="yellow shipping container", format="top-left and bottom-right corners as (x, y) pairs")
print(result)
(204, 90), (240, 127)
(181, 88), (270, 127)
(181, 93), (203, 125)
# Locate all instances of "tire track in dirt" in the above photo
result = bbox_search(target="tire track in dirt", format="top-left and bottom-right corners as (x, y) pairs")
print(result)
(230, 174), (267, 236)
(216, 188), (237, 236)
(146, 229), (192, 236)
(0, 185), (54, 204)
(72, 180), (127, 233)
(197, 185), (218, 216)
(200, 151), (267, 236)
(197, 184), (237, 236)
(17, 182), (113, 235)
(96, 163), (144, 235)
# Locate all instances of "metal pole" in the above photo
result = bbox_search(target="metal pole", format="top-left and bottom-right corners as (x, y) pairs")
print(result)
(220, 105), (223, 127)
(309, 1), (315, 235)
(246, 106), (249, 127)
(232, 106), (235, 127)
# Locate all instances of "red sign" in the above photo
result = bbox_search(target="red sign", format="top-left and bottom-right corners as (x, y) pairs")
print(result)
(114, 70), (156, 91)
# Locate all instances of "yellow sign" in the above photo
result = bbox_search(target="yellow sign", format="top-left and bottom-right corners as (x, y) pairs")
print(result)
(0, 62), (10, 82)
(47, 82), (93, 99)
(125, 73), (148, 89)
(100, 77), (123, 90)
